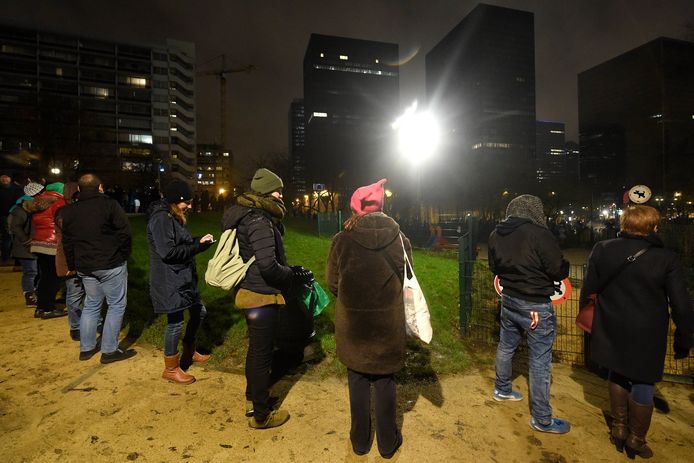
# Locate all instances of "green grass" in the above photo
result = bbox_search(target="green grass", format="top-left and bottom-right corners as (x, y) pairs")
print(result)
(125, 213), (471, 380)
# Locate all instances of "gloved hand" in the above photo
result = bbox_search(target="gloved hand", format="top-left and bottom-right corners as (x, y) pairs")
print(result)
(673, 329), (692, 360)
(291, 265), (314, 287)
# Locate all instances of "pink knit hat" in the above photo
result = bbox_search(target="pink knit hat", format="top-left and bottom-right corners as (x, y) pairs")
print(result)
(350, 179), (387, 215)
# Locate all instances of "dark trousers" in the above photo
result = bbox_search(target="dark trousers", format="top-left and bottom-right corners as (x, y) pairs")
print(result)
(164, 303), (207, 356)
(36, 253), (60, 311)
(244, 305), (279, 421)
(347, 369), (400, 457)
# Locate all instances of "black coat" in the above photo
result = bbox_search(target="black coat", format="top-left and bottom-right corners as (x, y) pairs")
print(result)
(147, 200), (211, 313)
(581, 233), (694, 383)
(221, 204), (292, 296)
(488, 218), (570, 303)
(60, 190), (131, 273)
(9, 202), (34, 260)
(327, 213), (412, 375)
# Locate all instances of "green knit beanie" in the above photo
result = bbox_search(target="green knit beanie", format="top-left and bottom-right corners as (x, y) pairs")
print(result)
(250, 168), (283, 195)
(46, 182), (64, 195)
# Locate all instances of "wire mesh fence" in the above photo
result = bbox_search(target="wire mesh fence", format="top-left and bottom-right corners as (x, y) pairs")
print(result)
(461, 259), (694, 381)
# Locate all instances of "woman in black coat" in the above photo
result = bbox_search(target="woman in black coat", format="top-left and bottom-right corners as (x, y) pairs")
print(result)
(147, 181), (214, 385)
(326, 178), (410, 459)
(581, 205), (694, 459)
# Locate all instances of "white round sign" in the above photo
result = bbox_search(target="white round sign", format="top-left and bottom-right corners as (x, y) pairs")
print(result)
(628, 185), (652, 204)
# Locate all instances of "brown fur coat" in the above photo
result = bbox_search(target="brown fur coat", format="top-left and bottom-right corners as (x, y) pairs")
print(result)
(326, 213), (412, 375)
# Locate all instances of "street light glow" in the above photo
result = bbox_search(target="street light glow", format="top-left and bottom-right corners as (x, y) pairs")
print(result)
(50, 167), (61, 175)
(392, 101), (440, 166)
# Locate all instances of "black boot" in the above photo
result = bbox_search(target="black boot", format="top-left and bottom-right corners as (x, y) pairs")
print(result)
(625, 397), (654, 459)
(609, 381), (629, 452)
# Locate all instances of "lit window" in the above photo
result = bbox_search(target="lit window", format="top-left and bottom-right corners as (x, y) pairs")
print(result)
(172, 154), (178, 159)
(55, 67), (63, 76)
(222, 152), (229, 157)
(339, 55), (348, 60)
(128, 134), (153, 144)
(126, 76), (147, 87)
(320, 52), (324, 58)
(171, 114), (177, 118)
(170, 127), (177, 131)
(375, 59), (379, 64)
(313, 112), (327, 118)
(549, 130), (564, 134)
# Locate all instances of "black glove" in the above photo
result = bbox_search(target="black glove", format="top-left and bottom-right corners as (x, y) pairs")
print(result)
(673, 329), (692, 360)
(291, 265), (314, 287)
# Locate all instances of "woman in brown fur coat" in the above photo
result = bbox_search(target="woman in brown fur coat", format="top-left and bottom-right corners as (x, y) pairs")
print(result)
(327, 178), (412, 459)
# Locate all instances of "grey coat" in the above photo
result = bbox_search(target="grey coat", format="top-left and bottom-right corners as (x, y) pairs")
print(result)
(9, 202), (35, 260)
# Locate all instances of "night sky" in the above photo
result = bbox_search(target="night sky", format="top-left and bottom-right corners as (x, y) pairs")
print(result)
(3, 0), (693, 175)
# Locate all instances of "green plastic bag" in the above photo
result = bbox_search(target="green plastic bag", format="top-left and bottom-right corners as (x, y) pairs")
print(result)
(301, 281), (330, 317)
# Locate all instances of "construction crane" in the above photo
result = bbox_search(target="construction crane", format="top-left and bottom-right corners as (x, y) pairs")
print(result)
(196, 54), (255, 149)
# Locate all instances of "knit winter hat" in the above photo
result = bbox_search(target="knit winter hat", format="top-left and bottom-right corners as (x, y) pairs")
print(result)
(24, 182), (44, 197)
(350, 178), (387, 215)
(46, 182), (64, 195)
(506, 194), (547, 228)
(250, 168), (283, 195)
(164, 180), (194, 204)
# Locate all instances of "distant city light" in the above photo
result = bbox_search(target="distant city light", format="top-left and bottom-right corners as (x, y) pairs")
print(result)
(313, 112), (328, 118)
(218, 188), (226, 195)
(339, 55), (348, 60)
(50, 167), (60, 175)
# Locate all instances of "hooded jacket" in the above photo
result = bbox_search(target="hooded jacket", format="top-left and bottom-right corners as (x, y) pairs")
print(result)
(581, 233), (694, 382)
(326, 213), (412, 375)
(9, 196), (35, 260)
(221, 204), (292, 298)
(488, 217), (569, 303)
(147, 199), (211, 313)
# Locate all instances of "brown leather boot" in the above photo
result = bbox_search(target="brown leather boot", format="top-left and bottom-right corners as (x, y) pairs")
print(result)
(608, 381), (629, 452)
(180, 341), (210, 371)
(162, 353), (195, 385)
(625, 397), (654, 459)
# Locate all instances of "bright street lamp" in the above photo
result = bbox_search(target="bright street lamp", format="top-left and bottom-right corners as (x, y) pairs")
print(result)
(392, 101), (440, 166)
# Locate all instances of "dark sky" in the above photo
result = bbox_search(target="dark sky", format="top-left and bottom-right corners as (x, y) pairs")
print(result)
(3, 0), (693, 174)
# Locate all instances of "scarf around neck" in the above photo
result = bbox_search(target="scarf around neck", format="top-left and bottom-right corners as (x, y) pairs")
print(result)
(237, 192), (286, 222)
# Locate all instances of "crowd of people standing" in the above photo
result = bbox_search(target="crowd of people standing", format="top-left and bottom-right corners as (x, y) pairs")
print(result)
(2, 168), (693, 460)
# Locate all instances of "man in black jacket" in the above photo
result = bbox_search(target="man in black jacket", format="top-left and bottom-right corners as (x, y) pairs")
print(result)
(488, 194), (571, 434)
(61, 174), (135, 364)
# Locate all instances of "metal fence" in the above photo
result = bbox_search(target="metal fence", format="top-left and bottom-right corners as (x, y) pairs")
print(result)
(460, 258), (694, 382)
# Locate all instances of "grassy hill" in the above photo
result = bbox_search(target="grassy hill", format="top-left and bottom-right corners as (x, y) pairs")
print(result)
(125, 212), (470, 379)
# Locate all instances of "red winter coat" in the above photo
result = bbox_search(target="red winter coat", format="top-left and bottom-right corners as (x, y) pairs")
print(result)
(27, 191), (65, 255)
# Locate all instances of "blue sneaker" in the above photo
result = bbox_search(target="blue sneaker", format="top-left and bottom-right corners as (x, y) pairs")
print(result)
(529, 417), (571, 434)
(493, 389), (524, 401)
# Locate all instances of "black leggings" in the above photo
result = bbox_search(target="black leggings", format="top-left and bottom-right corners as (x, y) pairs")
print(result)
(36, 253), (60, 311)
(244, 305), (279, 421)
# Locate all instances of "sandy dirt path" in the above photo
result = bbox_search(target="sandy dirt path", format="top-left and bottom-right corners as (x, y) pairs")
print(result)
(1, 269), (693, 463)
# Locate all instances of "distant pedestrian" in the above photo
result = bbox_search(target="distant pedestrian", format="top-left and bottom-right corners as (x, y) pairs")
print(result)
(1, 174), (23, 264)
(488, 194), (571, 434)
(26, 182), (67, 319)
(147, 180), (214, 385)
(581, 205), (694, 458)
(8, 182), (44, 308)
(60, 174), (135, 364)
(133, 197), (141, 213)
(327, 178), (408, 458)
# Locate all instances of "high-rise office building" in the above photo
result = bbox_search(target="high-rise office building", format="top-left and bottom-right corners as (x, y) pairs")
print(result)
(195, 144), (233, 194)
(0, 25), (196, 187)
(288, 98), (306, 199)
(425, 3), (536, 207)
(535, 120), (566, 185)
(303, 33), (399, 196)
(578, 37), (694, 195)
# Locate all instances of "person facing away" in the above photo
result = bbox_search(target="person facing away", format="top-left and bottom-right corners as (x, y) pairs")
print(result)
(487, 194), (571, 434)
(221, 167), (313, 429)
(147, 180), (214, 385)
(581, 205), (694, 459)
(8, 182), (44, 308)
(326, 178), (409, 459)
(0, 174), (23, 263)
(26, 182), (67, 320)
(60, 174), (135, 364)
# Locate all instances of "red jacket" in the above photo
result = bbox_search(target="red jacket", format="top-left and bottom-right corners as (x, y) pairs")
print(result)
(27, 191), (65, 255)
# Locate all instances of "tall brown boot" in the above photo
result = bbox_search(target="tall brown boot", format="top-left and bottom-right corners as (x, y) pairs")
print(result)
(180, 341), (210, 371)
(162, 353), (196, 385)
(608, 381), (629, 452)
(625, 397), (654, 459)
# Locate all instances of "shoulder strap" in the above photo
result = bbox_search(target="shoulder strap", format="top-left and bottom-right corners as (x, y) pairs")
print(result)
(597, 246), (650, 294)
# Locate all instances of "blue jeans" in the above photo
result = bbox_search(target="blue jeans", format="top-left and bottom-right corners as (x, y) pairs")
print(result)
(66, 276), (85, 331)
(163, 304), (207, 356)
(495, 294), (556, 425)
(78, 263), (128, 354)
(18, 258), (38, 292)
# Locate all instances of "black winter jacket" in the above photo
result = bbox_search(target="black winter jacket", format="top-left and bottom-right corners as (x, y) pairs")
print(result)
(581, 233), (694, 383)
(60, 190), (131, 273)
(488, 218), (570, 303)
(221, 204), (292, 295)
(147, 200), (211, 313)
(9, 201), (34, 260)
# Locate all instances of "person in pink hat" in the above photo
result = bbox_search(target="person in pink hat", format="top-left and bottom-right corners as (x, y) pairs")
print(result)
(326, 178), (412, 459)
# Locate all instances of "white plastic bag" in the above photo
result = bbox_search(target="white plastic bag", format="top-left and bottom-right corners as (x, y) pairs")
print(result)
(400, 235), (433, 344)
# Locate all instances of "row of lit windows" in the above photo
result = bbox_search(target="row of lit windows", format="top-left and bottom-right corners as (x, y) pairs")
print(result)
(471, 142), (512, 149)
(312, 64), (397, 77)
